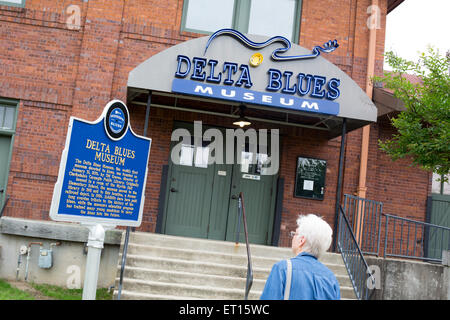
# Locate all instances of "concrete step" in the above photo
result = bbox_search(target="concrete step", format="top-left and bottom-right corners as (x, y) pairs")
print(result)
(115, 276), (355, 300)
(126, 232), (290, 257)
(117, 265), (353, 298)
(337, 286), (357, 300)
(120, 266), (267, 292)
(126, 232), (343, 264)
(118, 278), (260, 300)
(125, 242), (346, 267)
(126, 243), (278, 269)
(115, 231), (357, 300)
(121, 254), (271, 279)
(113, 289), (202, 300)
(120, 253), (349, 280)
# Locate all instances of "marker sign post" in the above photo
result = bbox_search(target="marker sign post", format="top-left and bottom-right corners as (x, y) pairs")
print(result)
(50, 100), (151, 299)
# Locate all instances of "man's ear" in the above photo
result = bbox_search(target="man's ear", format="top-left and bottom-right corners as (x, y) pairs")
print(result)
(298, 235), (306, 247)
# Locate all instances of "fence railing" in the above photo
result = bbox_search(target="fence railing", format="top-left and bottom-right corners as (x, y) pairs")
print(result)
(342, 194), (450, 264)
(343, 194), (383, 255)
(383, 213), (450, 262)
(337, 204), (376, 300)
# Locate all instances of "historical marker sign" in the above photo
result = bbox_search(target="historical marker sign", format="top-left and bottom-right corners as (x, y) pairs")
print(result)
(50, 100), (151, 227)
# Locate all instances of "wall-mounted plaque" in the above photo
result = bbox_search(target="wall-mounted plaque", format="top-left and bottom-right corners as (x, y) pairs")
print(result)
(294, 157), (327, 200)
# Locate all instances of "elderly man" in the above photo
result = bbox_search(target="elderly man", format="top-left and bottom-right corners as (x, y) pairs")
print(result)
(260, 214), (341, 300)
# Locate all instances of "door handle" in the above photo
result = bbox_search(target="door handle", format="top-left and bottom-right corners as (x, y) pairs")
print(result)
(231, 194), (238, 200)
(0, 189), (3, 193)
(170, 187), (178, 193)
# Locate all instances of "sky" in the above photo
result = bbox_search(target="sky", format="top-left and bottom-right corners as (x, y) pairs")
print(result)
(384, 0), (450, 67)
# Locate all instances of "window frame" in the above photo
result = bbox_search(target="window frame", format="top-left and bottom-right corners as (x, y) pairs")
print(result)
(0, 98), (19, 207)
(0, 0), (26, 8)
(0, 98), (19, 135)
(180, 0), (302, 43)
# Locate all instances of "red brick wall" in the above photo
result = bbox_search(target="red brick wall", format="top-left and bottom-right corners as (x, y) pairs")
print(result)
(0, 0), (432, 249)
(368, 116), (432, 221)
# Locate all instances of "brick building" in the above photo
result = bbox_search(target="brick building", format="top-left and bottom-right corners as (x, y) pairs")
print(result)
(0, 0), (433, 252)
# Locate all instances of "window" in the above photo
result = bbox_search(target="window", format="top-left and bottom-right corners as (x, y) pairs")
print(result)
(0, 100), (17, 132)
(181, 0), (301, 42)
(0, 99), (18, 207)
(0, 0), (26, 8)
(0, 105), (16, 131)
(432, 173), (450, 195)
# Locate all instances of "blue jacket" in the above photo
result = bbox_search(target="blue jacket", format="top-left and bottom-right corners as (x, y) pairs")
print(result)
(260, 252), (341, 300)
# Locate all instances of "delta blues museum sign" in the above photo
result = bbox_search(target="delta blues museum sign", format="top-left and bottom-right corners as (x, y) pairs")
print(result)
(172, 29), (341, 116)
(50, 100), (151, 227)
(127, 29), (377, 136)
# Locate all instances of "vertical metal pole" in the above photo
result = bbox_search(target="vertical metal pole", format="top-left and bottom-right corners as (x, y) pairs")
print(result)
(366, 201), (373, 252)
(236, 197), (242, 244)
(118, 90), (152, 299)
(392, 219), (396, 254)
(376, 203), (383, 256)
(117, 226), (130, 300)
(132, 91), (151, 233)
(413, 222), (418, 257)
(134, 90), (151, 232)
(384, 215), (388, 258)
(333, 118), (347, 252)
(406, 223), (411, 256)
(144, 90), (152, 137)
(399, 220), (403, 255)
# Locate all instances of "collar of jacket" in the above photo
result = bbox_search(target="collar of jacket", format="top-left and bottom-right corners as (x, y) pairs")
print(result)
(296, 252), (318, 260)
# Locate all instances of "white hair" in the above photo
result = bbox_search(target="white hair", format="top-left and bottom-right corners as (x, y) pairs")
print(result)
(296, 214), (333, 258)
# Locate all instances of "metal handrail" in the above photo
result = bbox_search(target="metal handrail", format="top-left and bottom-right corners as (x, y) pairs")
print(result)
(383, 213), (450, 230)
(337, 204), (376, 300)
(382, 213), (450, 262)
(116, 226), (130, 300)
(236, 192), (253, 300)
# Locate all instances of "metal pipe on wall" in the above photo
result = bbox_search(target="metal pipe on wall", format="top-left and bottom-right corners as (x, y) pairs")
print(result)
(356, 0), (379, 244)
(333, 118), (347, 252)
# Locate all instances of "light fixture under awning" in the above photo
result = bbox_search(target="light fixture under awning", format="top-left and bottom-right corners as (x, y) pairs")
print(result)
(233, 105), (251, 128)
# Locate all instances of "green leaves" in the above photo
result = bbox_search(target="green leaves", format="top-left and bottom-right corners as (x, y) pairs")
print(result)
(374, 48), (450, 181)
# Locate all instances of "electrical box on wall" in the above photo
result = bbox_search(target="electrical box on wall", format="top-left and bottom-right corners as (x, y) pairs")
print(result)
(38, 248), (53, 269)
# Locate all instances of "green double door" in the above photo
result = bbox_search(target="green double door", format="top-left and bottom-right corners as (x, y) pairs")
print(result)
(163, 122), (277, 245)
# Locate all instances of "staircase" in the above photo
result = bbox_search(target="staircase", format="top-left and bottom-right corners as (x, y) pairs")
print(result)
(113, 231), (356, 300)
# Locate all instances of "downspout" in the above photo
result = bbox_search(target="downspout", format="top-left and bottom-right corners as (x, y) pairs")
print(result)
(356, 0), (378, 243)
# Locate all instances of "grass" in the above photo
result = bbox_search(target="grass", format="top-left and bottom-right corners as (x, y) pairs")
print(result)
(0, 279), (113, 300)
(0, 279), (34, 300)
(30, 283), (113, 300)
